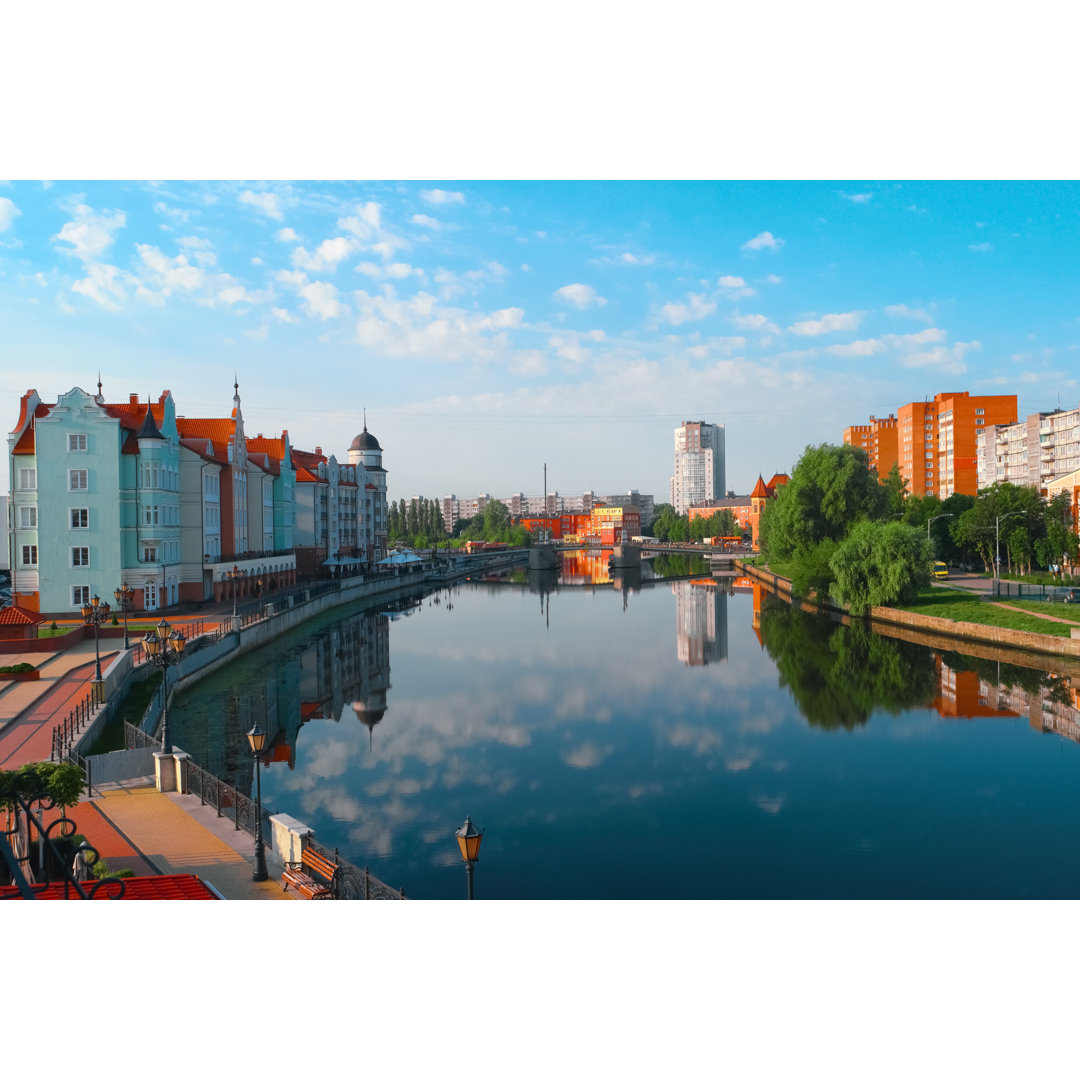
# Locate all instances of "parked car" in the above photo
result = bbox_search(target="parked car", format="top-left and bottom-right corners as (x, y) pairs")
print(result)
(1049, 587), (1080, 603)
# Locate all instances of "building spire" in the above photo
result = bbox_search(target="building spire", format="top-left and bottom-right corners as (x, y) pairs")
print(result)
(96, 372), (103, 401)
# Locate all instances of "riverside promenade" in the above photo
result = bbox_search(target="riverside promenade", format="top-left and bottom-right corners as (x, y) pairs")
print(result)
(1, 603), (295, 899)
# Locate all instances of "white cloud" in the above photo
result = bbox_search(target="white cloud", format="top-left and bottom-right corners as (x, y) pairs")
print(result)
(788, 311), (862, 336)
(272, 307), (297, 323)
(741, 231), (783, 251)
(0, 196), (20, 232)
(661, 292), (717, 326)
(177, 235), (217, 266)
(901, 340), (979, 373)
(621, 252), (655, 266)
(839, 191), (873, 203)
(554, 283), (606, 309)
(299, 280), (347, 320)
(411, 213), (441, 229)
(968, 242), (993, 253)
(276, 227), (299, 243)
(71, 263), (132, 310)
(490, 307), (524, 328)
(717, 274), (755, 298)
(731, 311), (779, 333)
(825, 338), (886, 357)
(218, 283), (273, 307)
(153, 201), (190, 223)
(274, 268), (308, 289)
(53, 204), (126, 262)
(239, 190), (283, 220)
(884, 303), (933, 323)
(291, 236), (352, 272)
(764, 274), (782, 284)
(420, 189), (465, 205)
(136, 244), (205, 294)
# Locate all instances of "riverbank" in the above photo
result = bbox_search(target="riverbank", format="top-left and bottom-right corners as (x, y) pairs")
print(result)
(737, 561), (1080, 670)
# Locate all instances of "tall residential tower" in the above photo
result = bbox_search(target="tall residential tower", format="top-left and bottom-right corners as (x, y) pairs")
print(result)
(670, 420), (725, 515)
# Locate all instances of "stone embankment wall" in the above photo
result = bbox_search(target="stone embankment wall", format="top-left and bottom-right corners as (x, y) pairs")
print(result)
(736, 561), (1080, 661)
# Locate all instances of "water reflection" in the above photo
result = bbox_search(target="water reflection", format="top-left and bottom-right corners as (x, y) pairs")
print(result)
(168, 570), (1080, 898)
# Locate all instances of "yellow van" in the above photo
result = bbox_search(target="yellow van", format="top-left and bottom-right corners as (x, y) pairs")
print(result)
(932, 561), (948, 579)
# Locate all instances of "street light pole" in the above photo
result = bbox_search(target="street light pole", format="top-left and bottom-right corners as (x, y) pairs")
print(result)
(113, 583), (133, 650)
(143, 617), (186, 754)
(81, 594), (112, 702)
(454, 815), (484, 900)
(246, 724), (268, 881)
(995, 511), (1023, 582)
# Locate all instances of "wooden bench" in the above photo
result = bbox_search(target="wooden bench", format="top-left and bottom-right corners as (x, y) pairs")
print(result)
(282, 847), (339, 899)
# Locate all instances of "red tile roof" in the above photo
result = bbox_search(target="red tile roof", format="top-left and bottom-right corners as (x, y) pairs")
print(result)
(0, 873), (219, 900)
(0, 604), (45, 626)
(176, 418), (236, 458)
(751, 476), (769, 498)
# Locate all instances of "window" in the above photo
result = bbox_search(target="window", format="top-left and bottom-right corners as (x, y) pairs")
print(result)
(143, 504), (159, 525)
(71, 508), (89, 529)
(68, 433), (87, 451)
(21, 544), (38, 566)
(976, 418), (984, 425)
(975, 408), (985, 415)
(72, 585), (90, 607)
(71, 546), (89, 567)
(18, 506), (37, 528)
(143, 545), (157, 564)
(69, 469), (88, 491)
(18, 467), (36, 490)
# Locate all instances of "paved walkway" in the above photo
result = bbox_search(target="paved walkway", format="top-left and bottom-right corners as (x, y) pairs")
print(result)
(1, 603), (296, 899)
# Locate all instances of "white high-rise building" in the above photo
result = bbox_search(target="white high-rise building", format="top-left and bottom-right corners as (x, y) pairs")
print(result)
(670, 420), (725, 515)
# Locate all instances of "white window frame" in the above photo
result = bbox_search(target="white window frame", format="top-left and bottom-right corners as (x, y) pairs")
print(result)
(18, 505), (37, 528)
(21, 544), (38, 566)
(72, 585), (90, 607)
(18, 467), (36, 490)
(143, 545), (157, 564)
(71, 507), (89, 529)
(68, 433), (88, 452)
(71, 546), (90, 567)
(69, 468), (88, 491)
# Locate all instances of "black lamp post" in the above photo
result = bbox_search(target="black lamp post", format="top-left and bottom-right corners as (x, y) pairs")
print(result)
(223, 564), (242, 619)
(454, 815), (484, 900)
(246, 724), (268, 881)
(143, 617), (186, 754)
(81, 593), (112, 700)
(113, 583), (134, 650)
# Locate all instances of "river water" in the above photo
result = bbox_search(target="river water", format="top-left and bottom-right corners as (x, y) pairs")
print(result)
(168, 561), (1080, 899)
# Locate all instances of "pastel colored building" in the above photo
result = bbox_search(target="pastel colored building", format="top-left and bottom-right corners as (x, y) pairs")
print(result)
(976, 404), (1080, 491)
(670, 420), (725, 515)
(688, 496), (753, 532)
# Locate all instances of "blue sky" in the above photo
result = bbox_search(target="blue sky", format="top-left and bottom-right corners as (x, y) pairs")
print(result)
(3, 180), (1077, 503)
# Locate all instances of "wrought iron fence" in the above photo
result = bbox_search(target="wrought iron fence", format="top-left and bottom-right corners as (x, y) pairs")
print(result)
(51, 688), (101, 762)
(0, 785), (126, 900)
(308, 836), (406, 900)
(124, 723), (406, 900)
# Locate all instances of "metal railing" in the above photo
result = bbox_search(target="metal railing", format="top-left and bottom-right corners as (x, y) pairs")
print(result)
(122, 723), (405, 899)
(307, 836), (406, 900)
(51, 687), (101, 762)
(0, 785), (126, 900)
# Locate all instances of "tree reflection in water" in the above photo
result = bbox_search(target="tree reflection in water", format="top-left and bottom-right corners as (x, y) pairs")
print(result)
(759, 594), (938, 729)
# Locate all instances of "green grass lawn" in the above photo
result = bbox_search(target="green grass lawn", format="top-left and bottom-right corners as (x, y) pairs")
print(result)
(899, 589), (1077, 637)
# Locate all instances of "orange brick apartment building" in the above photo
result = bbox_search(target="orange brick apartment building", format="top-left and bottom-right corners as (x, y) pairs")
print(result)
(847, 392), (1017, 498)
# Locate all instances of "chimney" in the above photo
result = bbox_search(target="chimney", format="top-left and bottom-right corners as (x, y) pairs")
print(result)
(315, 446), (322, 456)
(130, 393), (139, 405)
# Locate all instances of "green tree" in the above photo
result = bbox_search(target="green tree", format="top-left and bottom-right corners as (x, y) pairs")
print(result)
(761, 443), (888, 564)
(828, 520), (932, 615)
(1035, 492), (1080, 573)
(881, 462), (908, 516)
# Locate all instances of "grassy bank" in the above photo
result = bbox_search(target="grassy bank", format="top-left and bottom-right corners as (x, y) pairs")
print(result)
(898, 590), (1077, 637)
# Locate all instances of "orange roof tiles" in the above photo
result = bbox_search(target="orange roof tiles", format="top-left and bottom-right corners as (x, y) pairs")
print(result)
(751, 476), (769, 498)
(0, 873), (219, 900)
(0, 605), (45, 626)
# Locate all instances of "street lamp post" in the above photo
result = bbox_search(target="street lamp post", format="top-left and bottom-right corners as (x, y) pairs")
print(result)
(927, 513), (954, 557)
(246, 724), (268, 881)
(454, 815), (484, 900)
(223, 565), (242, 619)
(995, 512), (1023, 582)
(143, 617), (186, 754)
(81, 594), (112, 702)
(113, 583), (134, 650)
